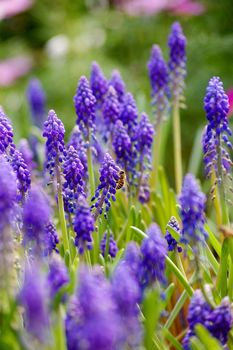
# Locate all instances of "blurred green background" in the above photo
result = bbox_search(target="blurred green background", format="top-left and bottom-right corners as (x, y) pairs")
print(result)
(0, 0), (232, 175)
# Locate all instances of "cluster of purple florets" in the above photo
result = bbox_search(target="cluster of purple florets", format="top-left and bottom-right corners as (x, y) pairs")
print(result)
(74, 76), (96, 136)
(91, 153), (120, 218)
(100, 232), (118, 258)
(183, 290), (233, 349)
(165, 216), (182, 252)
(179, 174), (207, 245)
(203, 77), (232, 180)
(43, 109), (66, 177)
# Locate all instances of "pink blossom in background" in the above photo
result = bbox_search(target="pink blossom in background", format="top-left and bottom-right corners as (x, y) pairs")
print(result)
(117, 0), (205, 16)
(0, 56), (33, 87)
(0, 0), (33, 20)
(168, 0), (205, 16)
(227, 89), (233, 117)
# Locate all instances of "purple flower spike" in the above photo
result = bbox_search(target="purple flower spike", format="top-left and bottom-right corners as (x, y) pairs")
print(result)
(68, 125), (88, 178)
(44, 222), (59, 255)
(147, 45), (169, 127)
(165, 216), (182, 252)
(208, 297), (233, 345)
(23, 186), (51, 253)
(27, 78), (46, 128)
(111, 264), (142, 348)
(66, 266), (122, 350)
(103, 86), (120, 129)
(73, 195), (95, 254)
(135, 113), (154, 160)
(0, 157), (17, 296)
(64, 145), (85, 194)
(43, 109), (66, 177)
(139, 223), (167, 289)
(0, 110), (15, 155)
(203, 77), (232, 180)
(168, 22), (186, 99)
(10, 149), (31, 201)
(90, 62), (108, 108)
(92, 153), (120, 219)
(74, 76), (96, 136)
(120, 92), (138, 134)
(19, 263), (50, 342)
(47, 254), (69, 298)
(18, 139), (36, 171)
(109, 70), (126, 102)
(100, 232), (118, 258)
(0, 157), (17, 224)
(112, 120), (132, 163)
(183, 291), (233, 349)
(179, 174), (207, 245)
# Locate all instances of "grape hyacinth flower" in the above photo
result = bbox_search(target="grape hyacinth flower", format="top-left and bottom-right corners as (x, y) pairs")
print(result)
(123, 242), (141, 279)
(18, 139), (36, 171)
(183, 290), (233, 349)
(63, 145), (85, 195)
(135, 112), (154, 170)
(111, 264), (142, 348)
(165, 216), (182, 252)
(147, 45), (169, 128)
(112, 120), (135, 179)
(47, 255), (69, 298)
(73, 195), (95, 254)
(90, 62), (108, 109)
(43, 109), (66, 178)
(102, 86), (120, 135)
(74, 76), (96, 137)
(168, 22), (187, 101)
(139, 223), (167, 290)
(135, 113), (154, 201)
(0, 157), (17, 226)
(109, 70), (126, 103)
(0, 157), (17, 299)
(92, 153), (120, 220)
(179, 174), (207, 245)
(18, 264), (50, 342)
(100, 232), (118, 258)
(44, 222), (59, 255)
(23, 186), (51, 254)
(138, 176), (150, 203)
(207, 297), (233, 345)
(120, 92), (138, 135)
(66, 266), (121, 350)
(0, 110), (15, 155)
(27, 78), (46, 128)
(68, 125), (88, 178)
(203, 77), (232, 183)
(10, 149), (31, 201)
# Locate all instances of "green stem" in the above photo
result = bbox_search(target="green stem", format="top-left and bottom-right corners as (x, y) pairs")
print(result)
(151, 121), (162, 190)
(52, 305), (67, 350)
(87, 130), (95, 199)
(172, 98), (182, 193)
(217, 135), (229, 225)
(56, 165), (69, 254)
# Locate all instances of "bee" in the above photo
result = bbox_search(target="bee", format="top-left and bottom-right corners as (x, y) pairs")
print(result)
(116, 170), (126, 190)
(219, 225), (233, 238)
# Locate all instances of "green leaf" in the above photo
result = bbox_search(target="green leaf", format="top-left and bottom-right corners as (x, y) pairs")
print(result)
(143, 289), (162, 350)
(162, 328), (183, 350)
(166, 256), (193, 297)
(164, 272), (196, 329)
(217, 237), (229, 297)
(195, 324), (224, 349)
